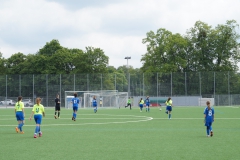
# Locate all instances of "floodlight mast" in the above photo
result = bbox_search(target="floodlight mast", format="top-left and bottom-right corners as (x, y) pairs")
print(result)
(124, 57), (131, 97)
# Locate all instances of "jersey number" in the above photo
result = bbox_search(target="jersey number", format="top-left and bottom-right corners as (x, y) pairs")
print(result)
(208, 110), (212, 116)
(36, 108), (39, 113)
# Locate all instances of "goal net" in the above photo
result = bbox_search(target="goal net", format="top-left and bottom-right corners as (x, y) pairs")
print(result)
(65, 90), (128, 109)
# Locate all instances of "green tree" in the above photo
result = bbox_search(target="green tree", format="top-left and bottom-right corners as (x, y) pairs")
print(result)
(49, 48), (75, 74)
(141, 28), (187, 73)
(185, 20), (240, 95)
(38, 39), (63, 56)
(5, 52), (27, 74)
(84, 47), (109, 73)
(214, 20), (240, 71)
(141, 28), (187, 96)
(185, 20), (240, 71)
(0, 52), (7, 75)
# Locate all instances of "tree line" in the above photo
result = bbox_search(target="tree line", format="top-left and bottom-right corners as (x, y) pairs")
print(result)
(0, 20), (240, 97)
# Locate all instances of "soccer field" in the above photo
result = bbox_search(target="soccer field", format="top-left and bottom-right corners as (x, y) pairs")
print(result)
(0, 106), (239, 160)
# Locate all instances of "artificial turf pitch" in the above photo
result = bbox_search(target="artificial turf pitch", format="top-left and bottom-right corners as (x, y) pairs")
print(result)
(0, 106), (239, 160)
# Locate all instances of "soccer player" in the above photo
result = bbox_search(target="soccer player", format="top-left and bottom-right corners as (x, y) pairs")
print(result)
(29, 97), (45, 138)
(15, 96), (25, 134)
(54, 94), (61, 119)
(165, 97), (173, 119)
(71, 93), (80, 121)
(139, 98), (144, 112)
(125, 97), (132, 110)
(145, 96), (150, 112)
(92, 96), (97, 113)
(204, 101), (214, 137)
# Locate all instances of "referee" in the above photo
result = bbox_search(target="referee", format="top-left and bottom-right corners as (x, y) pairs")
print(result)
(54, 94), (61, 119)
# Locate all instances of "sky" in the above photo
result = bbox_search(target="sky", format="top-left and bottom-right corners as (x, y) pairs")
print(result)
(0, 0), (240, 69)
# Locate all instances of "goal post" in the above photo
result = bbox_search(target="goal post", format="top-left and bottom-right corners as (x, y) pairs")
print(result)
(65, 90), (128, 109)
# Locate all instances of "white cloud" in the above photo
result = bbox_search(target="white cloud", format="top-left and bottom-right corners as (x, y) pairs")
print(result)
(0, 0), (240, 68)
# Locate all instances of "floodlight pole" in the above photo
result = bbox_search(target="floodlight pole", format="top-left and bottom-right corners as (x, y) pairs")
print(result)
(125, 56), (131, 97)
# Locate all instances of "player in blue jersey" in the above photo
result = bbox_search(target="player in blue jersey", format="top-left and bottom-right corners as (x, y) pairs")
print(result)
(204, 101), (214, 137)
(145, 96), (150, 112)
(71, 93), (80, 121)
(29, 97), (45, 138)
(139, 98), (144, 112)
(92, 96), (97, 113)
(15, 96), (25, 134)
(165, 97), (173, 119)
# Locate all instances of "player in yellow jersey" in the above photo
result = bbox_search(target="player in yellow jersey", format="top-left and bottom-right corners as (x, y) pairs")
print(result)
(139, 98), (144, 112)
(15, 96), (25, 134)
(29, 97), (45, 138)
(165, 97), (173, 119)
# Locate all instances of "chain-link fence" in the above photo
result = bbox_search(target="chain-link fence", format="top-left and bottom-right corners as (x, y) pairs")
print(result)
(0, 71), (240, 107)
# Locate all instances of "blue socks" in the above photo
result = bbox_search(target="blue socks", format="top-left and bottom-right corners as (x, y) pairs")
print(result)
(35, 126), (40, 133)
(210, 126), (212, 131)
(18, 122), (24, 131)
(73, 113), (77, 119)
(18, 124), (21, 131)
(169, 114), (171, 119)
(20, 123), (24, 131)
(206, 126), (210, 135)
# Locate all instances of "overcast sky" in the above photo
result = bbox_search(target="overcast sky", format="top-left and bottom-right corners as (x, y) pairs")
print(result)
(0, 0), (239, 69)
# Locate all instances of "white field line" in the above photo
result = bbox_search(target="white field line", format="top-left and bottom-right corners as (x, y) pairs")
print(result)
(0, 117), (150, 120)
(152, 118), (240, 120)
(0, 114), (150, 117)
(0, 114), (153, 126)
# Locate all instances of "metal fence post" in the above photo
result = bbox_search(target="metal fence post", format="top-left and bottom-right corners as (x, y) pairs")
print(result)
(101, 74), (103, 91)
(157, 72), (158, 97)
(19, 75), (21, 96)
(214, 72), (215, 101)
(143, 73), (144, 97)
(60, 74), (61, 104)
(46, 74), (48, 107)
(87, 74), (89, 91)
(199, 72), (201, 96)
(171, 72), (172, 97)
(129, 73), (131, 96)
(6, 75), (7, 108)
(74, 74), (75, 91)
(115, 73), (116, 90)
(33, 75), (34, 102)
(157, 72), (158, 104)
(228, 71), (230, 106)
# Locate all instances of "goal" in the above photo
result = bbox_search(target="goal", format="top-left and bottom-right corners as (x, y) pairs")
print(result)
(198, 98), (215, 106)
(65, 90), (128, 109)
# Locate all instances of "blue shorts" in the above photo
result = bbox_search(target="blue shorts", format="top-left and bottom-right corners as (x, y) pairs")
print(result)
(73, 106), (78, 111)
(166, 106), (172, 111)
(16, 112), (24, 121)
(139, 104), (143, 108)
(146, 103), (150, 107)
(34, 114), (42, 124)
(205, 122), (212, 127)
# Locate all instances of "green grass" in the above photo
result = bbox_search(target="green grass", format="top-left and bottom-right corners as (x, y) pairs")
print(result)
(0, 106), (239, 160)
